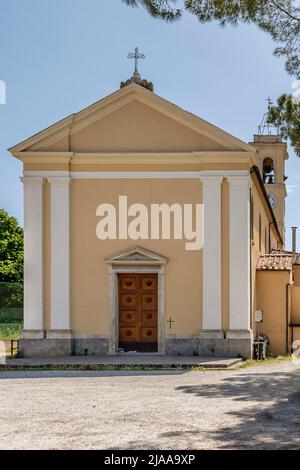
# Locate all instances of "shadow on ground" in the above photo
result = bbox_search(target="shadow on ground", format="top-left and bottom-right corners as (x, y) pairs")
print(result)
(175, 370), (300, 449)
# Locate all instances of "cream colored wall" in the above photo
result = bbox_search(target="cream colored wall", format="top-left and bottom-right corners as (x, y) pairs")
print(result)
(24, 162), (70, 171)
(274, 189), (286, 239)
(70, 179), (204, 335)
(38, 171), (242, 338)
(291, 267), (300, 347)
(251, 179), (281, 331)
(256, 271), (290, 356)
(24, 161), (251, 173)
(252, 181), (278, 256)
(40, 136), (69, 152)
(291, 287), (300, 322)
(69, 100), (229, 153)
(35, 167), (285, 343)
(41, 171), (282, 338)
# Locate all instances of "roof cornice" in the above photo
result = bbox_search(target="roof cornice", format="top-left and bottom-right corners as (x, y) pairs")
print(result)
(12, 150), (258, 166)
(8, 82), (256, 155)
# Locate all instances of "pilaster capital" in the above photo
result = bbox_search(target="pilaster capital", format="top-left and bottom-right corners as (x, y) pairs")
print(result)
(20, 176), (44, 186)
(227, 175), (250, 186)
(200, 175), (223, 185)
(47, 176), (71, 186)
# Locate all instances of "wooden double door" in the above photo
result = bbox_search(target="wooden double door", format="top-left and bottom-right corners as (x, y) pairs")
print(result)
(118, 273), (158, 352)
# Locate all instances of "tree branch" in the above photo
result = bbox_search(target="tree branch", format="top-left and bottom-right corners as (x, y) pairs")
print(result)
(268, 0), (300, 22)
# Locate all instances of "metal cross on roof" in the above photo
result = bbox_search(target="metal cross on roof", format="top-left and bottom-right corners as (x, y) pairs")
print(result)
(258, 96), (278, 135)
(266, 96), (273, 110)
(127, 47), (145, 75)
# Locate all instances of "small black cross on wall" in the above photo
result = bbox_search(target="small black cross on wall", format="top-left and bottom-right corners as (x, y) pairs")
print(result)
(167, 316), (174, 330)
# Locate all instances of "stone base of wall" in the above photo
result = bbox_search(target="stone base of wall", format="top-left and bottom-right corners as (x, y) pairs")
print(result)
(72, 337), (108, 356)
(18, 331), (253, 358)
(19, 336), (109, 357)
(19, 330), (73, 357)
(198, 338), (253, 358)
(19, 338), (72, 357)
(199, 330), (253, 358)
(165, 336), (200, 356)
(164, 334), (253, 358)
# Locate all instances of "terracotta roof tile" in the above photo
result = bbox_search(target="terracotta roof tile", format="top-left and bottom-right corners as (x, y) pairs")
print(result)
(257, 254), (294, 271)
(270, 249), (300, 266)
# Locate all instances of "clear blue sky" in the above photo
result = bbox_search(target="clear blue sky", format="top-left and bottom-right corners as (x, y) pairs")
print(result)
(0, 0), (299, 249)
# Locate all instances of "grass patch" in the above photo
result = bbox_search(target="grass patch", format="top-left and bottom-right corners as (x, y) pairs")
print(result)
(240, 355), (293, 369)
(0, 323), (22, 340)
(190, 366), (206, 372)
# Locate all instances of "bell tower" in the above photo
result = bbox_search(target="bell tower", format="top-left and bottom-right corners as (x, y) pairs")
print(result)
(250, 99), (289, 245)
(250, 133), (288, 244)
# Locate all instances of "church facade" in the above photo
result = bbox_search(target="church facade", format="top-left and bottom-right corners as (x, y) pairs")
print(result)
(9, 73), (298, 358)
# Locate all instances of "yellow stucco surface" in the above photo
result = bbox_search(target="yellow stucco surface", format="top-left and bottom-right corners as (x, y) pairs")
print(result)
(69, 100), (230, 153)
(291, 267), (300, 347)
(70, 179), (203, 335)
(256, 271), (291, 356)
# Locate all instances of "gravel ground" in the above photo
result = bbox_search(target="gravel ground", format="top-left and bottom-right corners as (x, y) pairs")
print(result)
(1, 361), (300, 450)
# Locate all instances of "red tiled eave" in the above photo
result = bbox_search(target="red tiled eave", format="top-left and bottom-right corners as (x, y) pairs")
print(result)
(257, 254), (294, 271)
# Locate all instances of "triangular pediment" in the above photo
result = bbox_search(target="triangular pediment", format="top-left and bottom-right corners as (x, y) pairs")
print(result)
(105, 246), (168, 265)
(9, 83), (255, 156)
(67, 99), (232, 153)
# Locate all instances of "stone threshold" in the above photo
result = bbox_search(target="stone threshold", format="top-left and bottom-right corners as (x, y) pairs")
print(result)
(1, 355), (243, 370)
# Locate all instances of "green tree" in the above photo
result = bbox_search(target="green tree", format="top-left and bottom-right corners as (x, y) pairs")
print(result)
(123, 1), (300, 74)
(268, 93), (300, 155)
(123, 1), (300, 153)
(0, 209), (23, 283)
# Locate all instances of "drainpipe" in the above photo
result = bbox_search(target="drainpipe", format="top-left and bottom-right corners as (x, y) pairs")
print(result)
(269, 221), (274, 252)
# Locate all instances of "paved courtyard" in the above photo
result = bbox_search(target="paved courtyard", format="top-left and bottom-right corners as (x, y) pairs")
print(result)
(0, 361), (300, 450)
